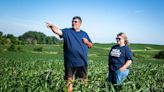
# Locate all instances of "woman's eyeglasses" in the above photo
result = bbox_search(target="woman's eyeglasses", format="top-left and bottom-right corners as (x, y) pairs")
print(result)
(116, 38), (122, 41)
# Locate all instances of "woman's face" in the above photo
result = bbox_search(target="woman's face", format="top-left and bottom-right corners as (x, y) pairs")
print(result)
(116, 35), (125, 45)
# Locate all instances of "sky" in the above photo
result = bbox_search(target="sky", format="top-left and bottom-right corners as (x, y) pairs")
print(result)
(0, 0), (164, 45)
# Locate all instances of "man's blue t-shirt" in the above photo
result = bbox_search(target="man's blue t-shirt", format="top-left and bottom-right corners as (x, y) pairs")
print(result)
(108, 45), (133, 71)
(60, 28), (92, 67)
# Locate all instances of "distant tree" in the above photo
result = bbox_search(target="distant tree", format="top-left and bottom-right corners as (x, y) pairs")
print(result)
(154, 51), (164, 59)
(45, 36), (60, 44)
(20, 31), (47, 44)
(7, 44), (22, 51)
(0, 32), (23, 45)
(6, 34), (22, 45)
(0, 33), (12, 45)
(32, 39), (37, 45)
(46, 36), (53, 44)
(18, 36), (25, 44)
(6, 34), (15, 39)
(0, 32), (3, 44)
(0, 38), (7, 45)
(0, 31), (60, 45)
(19, 31), (60, 44)
(7, 44), (16, 51)
(0, 31), (3, 38)
(52, 36), (60, 44)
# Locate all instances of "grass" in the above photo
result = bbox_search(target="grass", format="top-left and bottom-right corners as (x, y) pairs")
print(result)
(0, 43), (164, 91)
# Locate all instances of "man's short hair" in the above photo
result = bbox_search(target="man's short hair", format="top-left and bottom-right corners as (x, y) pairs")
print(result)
(72, 16), (82, 23)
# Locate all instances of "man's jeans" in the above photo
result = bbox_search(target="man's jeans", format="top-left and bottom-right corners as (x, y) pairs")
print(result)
(108, 69), (129, 84)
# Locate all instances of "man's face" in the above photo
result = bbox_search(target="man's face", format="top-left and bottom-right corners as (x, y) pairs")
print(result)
(72, 18), (81, 29)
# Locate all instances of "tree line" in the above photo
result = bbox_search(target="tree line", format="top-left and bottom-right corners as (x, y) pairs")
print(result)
(0, 31), (61, 45)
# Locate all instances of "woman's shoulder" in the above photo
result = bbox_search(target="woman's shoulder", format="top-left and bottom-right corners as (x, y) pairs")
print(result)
(124, 45), (131, 49)
(124, 45), (132, 52)
(111, 44), (119, 48)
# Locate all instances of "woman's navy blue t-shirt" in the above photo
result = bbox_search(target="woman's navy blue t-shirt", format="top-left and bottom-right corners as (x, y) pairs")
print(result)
(108, 45), (133, 71)
(60, 28), (92, 67)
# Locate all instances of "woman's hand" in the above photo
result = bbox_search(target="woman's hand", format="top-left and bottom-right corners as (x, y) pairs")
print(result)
(119, 60), (132, 71)
(119, 67), (126, 71)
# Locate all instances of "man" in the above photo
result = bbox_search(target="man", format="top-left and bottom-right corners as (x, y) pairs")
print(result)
(46, 16), (93, 92)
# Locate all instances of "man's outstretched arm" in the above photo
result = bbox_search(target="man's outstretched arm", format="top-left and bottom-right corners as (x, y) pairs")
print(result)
(46, 22), (63, 36)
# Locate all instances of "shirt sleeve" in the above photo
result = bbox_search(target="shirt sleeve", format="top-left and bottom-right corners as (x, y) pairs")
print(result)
(59, 28), (67, 38)
(84, 32), (92, 43)
(125, 46), (133, 61)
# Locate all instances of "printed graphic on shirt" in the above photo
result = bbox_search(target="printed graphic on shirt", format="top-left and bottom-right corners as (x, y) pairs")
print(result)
(110, 49), (121, 57)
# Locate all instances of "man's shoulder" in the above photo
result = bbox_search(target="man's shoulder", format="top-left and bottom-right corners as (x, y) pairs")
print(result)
(80, 30), (88, 36)
(80, 29), (85, 32)
(62, 28), (72, 31)
(62, 28), (74, 34)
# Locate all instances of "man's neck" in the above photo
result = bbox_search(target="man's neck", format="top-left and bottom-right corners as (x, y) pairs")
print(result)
(73, 28), (80, 32)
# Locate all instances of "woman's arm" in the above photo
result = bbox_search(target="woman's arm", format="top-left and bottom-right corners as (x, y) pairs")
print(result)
(119, 60), (132, 71)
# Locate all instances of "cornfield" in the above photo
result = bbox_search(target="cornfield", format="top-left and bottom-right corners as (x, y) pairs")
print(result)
(0, 44), (164, 92)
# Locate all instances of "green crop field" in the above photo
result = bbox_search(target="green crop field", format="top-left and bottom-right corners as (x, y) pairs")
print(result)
(0, 43), (164, 92)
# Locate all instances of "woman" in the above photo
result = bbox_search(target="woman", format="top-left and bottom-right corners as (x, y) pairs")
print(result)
(108, 32), (133, 84)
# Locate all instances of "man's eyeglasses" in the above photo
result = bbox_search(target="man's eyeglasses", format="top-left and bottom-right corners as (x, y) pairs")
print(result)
(72, 21), (78, 23)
